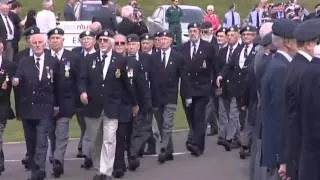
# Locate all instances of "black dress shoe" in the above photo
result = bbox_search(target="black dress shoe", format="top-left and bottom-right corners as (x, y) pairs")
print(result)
(157, 152), (166, 164)
(37, 171), (46, 180)
(128, 157), (140, 171)
(0, 166), (4, 172)
(217, 137), (227, 146)
(187, 144), (201, 157)
(166, 153), (174, 161)
(76, 151), (86, 158)
(112, 168), (124, 178)
(239, 146), (251, 159)
(81, 158), (93, 170)
(53, 160), (64, 178)
(207, 129), (217, 136)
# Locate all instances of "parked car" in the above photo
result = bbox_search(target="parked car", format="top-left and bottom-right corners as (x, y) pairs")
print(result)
(146, 5), (206, 43)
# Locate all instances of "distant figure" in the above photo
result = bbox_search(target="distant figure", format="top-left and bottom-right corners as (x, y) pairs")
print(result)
(203, 5), (220, 32)
(223, 3), (241, 28)
(166, 0), (183, 46)
(92, 0), (117, 31)
(74, 0), (81, 20)
(64, 0), (76, 21)
(21, 9), (37, 30)
(36, 0), (56, 33)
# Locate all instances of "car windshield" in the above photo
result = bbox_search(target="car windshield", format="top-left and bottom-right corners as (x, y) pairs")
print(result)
(180, 9), (205, 23)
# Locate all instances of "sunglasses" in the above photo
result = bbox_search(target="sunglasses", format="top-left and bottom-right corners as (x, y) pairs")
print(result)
(115, 41), (126, 45)
(98, 38), (110, 43)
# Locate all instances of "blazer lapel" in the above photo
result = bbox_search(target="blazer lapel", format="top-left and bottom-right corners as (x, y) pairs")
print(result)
(105, 52), (116, 79)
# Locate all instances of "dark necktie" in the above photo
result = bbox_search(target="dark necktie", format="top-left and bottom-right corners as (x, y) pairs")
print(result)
(231, 11), (235, 26)
(162, 51), (166, 69)
(256, 11), (260, 28)
(101, 54), (107, 67)
(35, 57), (40, 77)
(192, 43), (197, 60)
(244, 45), (248, 59)
(227, 46), (233, 63)
(5, 16), (12, 35)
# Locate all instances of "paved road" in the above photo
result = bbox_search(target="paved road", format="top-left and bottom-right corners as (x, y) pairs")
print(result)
(2, 131), (249, 180)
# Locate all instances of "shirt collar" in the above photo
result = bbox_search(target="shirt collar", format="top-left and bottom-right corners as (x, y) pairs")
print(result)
(147, 50), (153, 55)
(190, 39), (200, 48)
(277, 50), (293, 62)
(100, 50), (112, 60)
(84, 48), (96, 55)
(29, 48), (33, 56)
(161, 47), (171, 55)
(34, 53), (45, 62)
(51, 48), (64, 60)
(298, 50), (313, 62)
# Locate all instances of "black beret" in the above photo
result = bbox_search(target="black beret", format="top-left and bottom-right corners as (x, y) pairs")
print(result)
(23, 26), (40, 37)
(47, 28), (64, 37)
(260, 32), (272, 46)
(226, 25), (240, 33)
(215, 27), (227, 35)
(201, 21), (212, 29)
(272, 19), (297, 38)
(159, 30), (173, 38)
(127, 34), (140, 43)
(96, 29), (115, 39)
(140, 33), (153, 41)
(294, 19), (320, 41)
(240, 25), (257, 34)
(79, 30), (95, 39)
(187, 22), (201, 29)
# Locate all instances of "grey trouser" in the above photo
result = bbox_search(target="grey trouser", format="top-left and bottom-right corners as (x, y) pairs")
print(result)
(84, 114), (118, 176)
(4, 41), (13, 62)
(240, 112), (253, 147)
(168, 24), (182, 46)
(153, 104), (177, 153)
(52, 117), (70, 164)
(0, 122), (6, 167)
(76, 108), (86, 151)
(205, 96), (218, 132)
(218, 97), (240, 140)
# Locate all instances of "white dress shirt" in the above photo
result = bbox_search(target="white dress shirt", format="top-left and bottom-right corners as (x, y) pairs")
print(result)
(51, 48), (64, 60)
(102, 50), (112, 80)
(147, 50), (153, 55)
(134, 52), (139, 61)
(0, 55), (2, 68)
(190, 39), (200, 59)
(298, 50), (313, 62)
(29, 49), (34, 56)
(277, 50), (293, 63)
(36, 9), (56, 33)
(161, 47), (171, 68)
(239, 44), (253, 68)
(84, 48), (96, 56)
(1, 14), (14, 40)
(34, 53), (45, 81)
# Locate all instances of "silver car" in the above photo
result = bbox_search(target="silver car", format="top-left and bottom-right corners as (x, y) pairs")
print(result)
(147, 5), (206, 43)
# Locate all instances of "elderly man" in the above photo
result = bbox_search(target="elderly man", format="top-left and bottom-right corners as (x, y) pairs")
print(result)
(13, 33), (59, 180)
(260, 19), (298, 180)
(36, 0), (56, 33)
(78, 29), (137, 180)
(281, 19), (320, 180)
(0, 38), (16, 176)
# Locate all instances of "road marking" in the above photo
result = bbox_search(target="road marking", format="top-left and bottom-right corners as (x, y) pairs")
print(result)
(4, 151), (190, 163)
(4, 129), (189, 145)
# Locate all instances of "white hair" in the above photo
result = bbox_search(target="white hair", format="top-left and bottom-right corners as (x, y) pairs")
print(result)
(259, 22), (273, 38)
(207, 5), (214, 11)
(114, 33), (127, 41)
(89, 22), (102, 33)
(121, 5), (134, 18)
(272, 34), (284, 49)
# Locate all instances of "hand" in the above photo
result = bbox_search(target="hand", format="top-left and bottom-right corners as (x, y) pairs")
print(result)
(80, 92), (88, 105)
(186, 98), (192, 107)
(132, 105), (139, 117)
(216, 76), (223, 88)
(1, 81), (7, 90)
(12, 77), (19, 86)
(278, 164), (290, 180)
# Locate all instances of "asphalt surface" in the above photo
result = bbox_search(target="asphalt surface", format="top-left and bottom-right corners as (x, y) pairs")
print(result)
(2, 131), (249, 180)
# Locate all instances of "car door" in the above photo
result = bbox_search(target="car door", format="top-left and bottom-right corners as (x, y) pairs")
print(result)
(147, 7), (161, 35)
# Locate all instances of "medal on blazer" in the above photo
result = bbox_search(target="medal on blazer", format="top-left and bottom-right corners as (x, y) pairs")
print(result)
(50, 69), (54, 83)
(202, 60), (207, 68)
(92, 60), (96, 69)
(46, 66), (51, 79)
(115, 69), (121, 78)
(5, 74), (9, 82)
(64, 61), (70, 78)
(127, 68), (133, 78)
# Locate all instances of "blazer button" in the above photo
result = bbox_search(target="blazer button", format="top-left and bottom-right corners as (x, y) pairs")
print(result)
(102, 84), (104, 87)
(195, 73), (198, 76)
(227, 80), (229, 83)
(187, 73), (190, 76)
(100, 94), (103, 97)
(33, 91), (36, 94)
(238, 73), (241, 75)
(238, 81), (240, 83)
(32, 102), (34, 105)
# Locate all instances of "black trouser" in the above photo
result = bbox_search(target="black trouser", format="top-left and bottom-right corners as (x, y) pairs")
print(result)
(76, 108), (86, 151)
(114, 122), (132, 171)
(182, 96), (209, 152)
(22, 120), (36, 167)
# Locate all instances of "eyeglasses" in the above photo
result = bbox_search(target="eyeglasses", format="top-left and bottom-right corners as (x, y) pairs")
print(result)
(115, 41), (126, 46)
(98, 38), (110, 43)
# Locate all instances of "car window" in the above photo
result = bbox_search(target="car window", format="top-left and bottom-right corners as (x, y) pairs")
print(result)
(158, 7), (164, 21)
(164, 8), (205, 23)
(152, 8), (161, 19)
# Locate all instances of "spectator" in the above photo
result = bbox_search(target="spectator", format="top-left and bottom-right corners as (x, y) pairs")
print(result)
(203, 5), (220, 33)
(166, 0), (183, 46)
(88, 21), (102, 34)
(128, 0), (144, 22)
(92, 0), (117, 31)
(74, 0), (81, 20)
(21, 9), (36, 30)
(223, 3), (241, 28)
(64, 0), (76, 21)
(117, 5), (148, 36)
(36, 0), (56, 33)
(8, 1), (22, 62)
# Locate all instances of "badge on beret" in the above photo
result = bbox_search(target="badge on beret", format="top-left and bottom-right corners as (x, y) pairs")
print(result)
(104, 31), (108, 36)
(164, 32), (167, 36)
(193, 23), (197, 27)
(145, 35), (149, 39)
(223, 28), (226, 32)
(64, 61), (70, 78)
(115, 69), (121, 78)
(85, 31), (90, 36)
(246, 26), (250, 31)
(31, 29), (34, 34)
(128, 37), (132, 42)
(127, 68), (133, 78)
(54, 29), (58, 34)
(230, 27), (234, 31)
